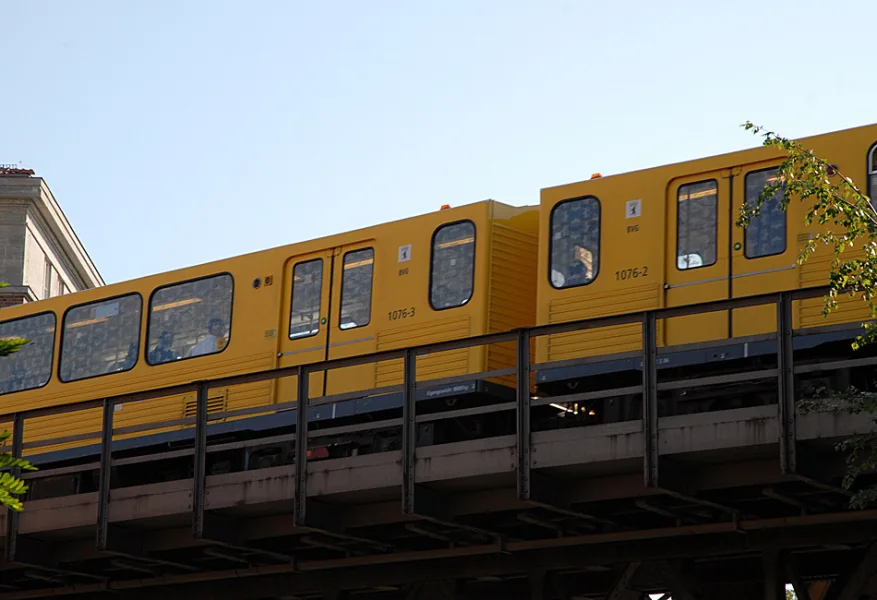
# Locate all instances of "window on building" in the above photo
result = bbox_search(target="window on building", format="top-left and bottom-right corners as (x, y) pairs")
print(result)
(0, 313), (56, 395)
(60, 282), (68, 296)
(43, 259), (52, 300)
(550, 197), (600, 288)
(59, 295), (142, 382)
(677, 180), (718, 270)
(339, 249), (374, 329)
(744, 169), (786, 259)
(290, 259), (323, 339)
(430, 222), (476, 309)
(147, 274), (233, 365)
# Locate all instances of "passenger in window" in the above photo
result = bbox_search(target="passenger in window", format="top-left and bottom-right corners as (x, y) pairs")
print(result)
(564, 246), (592, 286)
(149, 331), (180, 364)
(107, 343), (137, 373)
(189, 318), (228, 357)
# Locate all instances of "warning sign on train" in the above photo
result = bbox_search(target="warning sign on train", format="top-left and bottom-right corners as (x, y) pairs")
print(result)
(626, 199), (642, 219)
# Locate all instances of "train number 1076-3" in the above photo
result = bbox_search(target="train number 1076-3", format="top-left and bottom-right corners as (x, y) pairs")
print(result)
(388, 307), (416, 321)
(615, 266), (648, 281)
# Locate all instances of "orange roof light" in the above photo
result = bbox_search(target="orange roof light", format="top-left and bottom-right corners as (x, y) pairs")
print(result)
(590, 173), (602, 179)
(440, 204), (451, 210)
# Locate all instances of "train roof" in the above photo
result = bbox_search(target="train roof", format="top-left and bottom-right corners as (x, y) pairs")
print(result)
(542, 121), (877, 193)
(0, 198), (535, 314)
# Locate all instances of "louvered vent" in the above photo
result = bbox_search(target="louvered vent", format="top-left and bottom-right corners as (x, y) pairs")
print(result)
(182, 390), (228, 420)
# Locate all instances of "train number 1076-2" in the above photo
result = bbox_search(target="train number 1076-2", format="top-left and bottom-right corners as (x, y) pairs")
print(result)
(615, 266), (648, 281)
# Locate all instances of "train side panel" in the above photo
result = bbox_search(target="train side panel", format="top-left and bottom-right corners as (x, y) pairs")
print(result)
(485, 204), (539, 388)
(535, 172), (666, 367)
(1, 200), (540, 458)
(793, 127), (877, 332)
(535, 122), (877, 383)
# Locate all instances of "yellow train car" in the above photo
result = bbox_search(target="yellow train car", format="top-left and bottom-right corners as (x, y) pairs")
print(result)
(0, 199), (538, 469)
(534, 122), (877, 420)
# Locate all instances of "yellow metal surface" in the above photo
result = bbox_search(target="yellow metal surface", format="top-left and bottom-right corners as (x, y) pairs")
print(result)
(4, 120), (877, 457)
(536, 122), (877, 365)
(0, 200), (538, 455)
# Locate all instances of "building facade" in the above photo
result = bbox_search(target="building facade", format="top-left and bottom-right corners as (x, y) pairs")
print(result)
(0, 167), (103, 306)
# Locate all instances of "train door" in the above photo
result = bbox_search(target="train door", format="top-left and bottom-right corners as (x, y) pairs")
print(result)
(730, 162), (800, 337)
(276, 249), (335, 401)
(664, 171), (731, 346)
(324, 242), (378, 397)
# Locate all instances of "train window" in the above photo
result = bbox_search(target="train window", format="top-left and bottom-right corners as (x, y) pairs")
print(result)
(339, 249), (374, 329)
(0, 313), (55, 395)
(430, 221), (476, 309)
(744, 168), (786, 259)
(550, 197), (600, 289)
(290, 259), (323, 339)
(677, 180), (718, 270)
(147, 274), (233, 365)
(59, 295), (142, 382)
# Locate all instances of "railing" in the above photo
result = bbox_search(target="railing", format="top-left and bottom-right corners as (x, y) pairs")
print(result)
(3, 284), (868, 561)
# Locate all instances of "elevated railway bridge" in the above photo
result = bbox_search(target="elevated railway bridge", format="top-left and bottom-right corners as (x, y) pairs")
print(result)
(2, 288), (877, 599)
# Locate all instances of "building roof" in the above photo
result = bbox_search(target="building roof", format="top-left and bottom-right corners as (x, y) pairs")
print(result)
(0, 169), (104, 288)
(0, 167), (36, 177)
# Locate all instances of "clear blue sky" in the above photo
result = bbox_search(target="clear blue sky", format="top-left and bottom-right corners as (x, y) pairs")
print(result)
(1, 1), (874, 284)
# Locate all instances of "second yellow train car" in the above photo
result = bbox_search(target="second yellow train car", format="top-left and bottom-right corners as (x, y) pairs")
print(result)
(0, 199), (538, 486)
(534, 121), (877, 421)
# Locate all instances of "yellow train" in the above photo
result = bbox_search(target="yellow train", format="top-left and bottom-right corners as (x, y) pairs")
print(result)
(534, 121), (877, 420)
(1, 121), (876, 486)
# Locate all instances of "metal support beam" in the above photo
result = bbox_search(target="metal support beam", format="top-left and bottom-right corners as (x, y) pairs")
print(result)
(28, 519), (877, 600)
(517, 329), (531, 501)
(96, 398), (114, 550)
(399, 348), (447, 523)
(763, 549), (784, 600)
(654, 561), (700, 600)
(834, 543), (877, 600)
(786, 554), (812, 600)
(402, 347), (417, 515)
(607, 562), (641, 600)
(642, 311), (659, 488)
(4, 413), (24, 562)
(550, 573), (572, 600)
(778, 292), (796, 475)
(295, 366), (309, 527)
(529, 570), (546, 600)
(192, 381), (209, 539)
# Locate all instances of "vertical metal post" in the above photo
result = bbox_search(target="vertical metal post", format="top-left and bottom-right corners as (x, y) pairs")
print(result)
(5, 413), (24, 561)
(763, 549), (783, 600)
(401, 348), (417, 514)
(516, 329), (532, 501)
(777, 292), (796, 474)
(96, 399), (115, 550)
(294, 366), (309, 526)
(191, 382), (209, 539)
(642, 311), (659, 489)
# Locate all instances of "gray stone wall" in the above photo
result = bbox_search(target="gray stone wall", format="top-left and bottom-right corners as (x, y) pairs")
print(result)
(0, 174), (103, 305)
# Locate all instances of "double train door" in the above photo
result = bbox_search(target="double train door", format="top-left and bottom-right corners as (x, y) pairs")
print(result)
(664, 160), (800, 348)
(664, 169), (732, 346)
(276, 241), (378, 404)
(729, 161), (799, 337)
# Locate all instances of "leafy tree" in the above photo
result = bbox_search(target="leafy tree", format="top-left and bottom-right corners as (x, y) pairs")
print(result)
(739, 122), (877, 508)
(0, 281), (35, 511)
